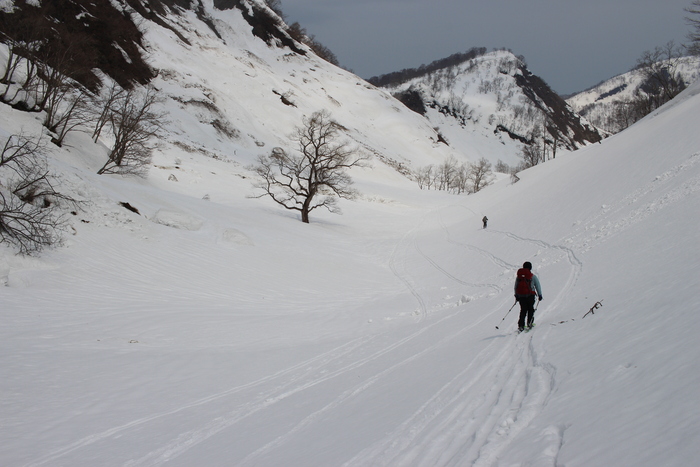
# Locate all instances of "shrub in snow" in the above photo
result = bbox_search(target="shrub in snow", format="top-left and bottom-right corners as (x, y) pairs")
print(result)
(0, 134), (77, 254)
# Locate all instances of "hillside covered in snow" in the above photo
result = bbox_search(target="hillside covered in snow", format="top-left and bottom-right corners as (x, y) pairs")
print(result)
(1, 1), (699, 466)
(567, 55), (700, 134)
(374, 49), (602, 169)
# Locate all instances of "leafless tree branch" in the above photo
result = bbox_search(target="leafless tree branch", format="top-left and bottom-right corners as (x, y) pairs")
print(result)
(252, 110), (366, 223)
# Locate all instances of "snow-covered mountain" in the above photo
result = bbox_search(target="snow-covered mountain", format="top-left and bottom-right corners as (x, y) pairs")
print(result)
(0, 0), (469, 181)
(373, 49), (602, 168)
(1, 1), (700, 466)
(138, 0), (460, 172)
(567, 55), (700, 134)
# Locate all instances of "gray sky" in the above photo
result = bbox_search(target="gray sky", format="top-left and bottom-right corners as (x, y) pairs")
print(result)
(278, 0), (694, 95)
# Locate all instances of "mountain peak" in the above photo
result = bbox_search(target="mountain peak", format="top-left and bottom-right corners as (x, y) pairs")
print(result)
(377, 49), (601, 167)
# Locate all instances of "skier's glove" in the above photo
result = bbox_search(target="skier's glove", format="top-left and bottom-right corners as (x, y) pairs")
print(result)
(538, 296), (543, 301)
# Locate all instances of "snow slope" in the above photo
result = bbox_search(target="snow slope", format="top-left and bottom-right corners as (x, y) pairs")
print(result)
(382, 50), (601, 169)
(1, 2), (700, 466)
(567, 55), (700, 134)
(139, 2), (460, 176)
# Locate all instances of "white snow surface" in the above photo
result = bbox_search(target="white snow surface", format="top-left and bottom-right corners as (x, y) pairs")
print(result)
(2, 3), (700, 466)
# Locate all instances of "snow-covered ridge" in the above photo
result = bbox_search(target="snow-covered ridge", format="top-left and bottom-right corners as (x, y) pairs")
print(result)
(568, 56), (700, 108)
(381, 50), (601, 168)
(567, 55), (700, 133)
(136, 0), (470, 177)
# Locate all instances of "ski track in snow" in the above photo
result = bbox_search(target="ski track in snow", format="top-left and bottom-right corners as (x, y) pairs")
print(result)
(125, 307), (483, 466)
(24, 203), (583, 467)
(388, 207), (503, 321)
(348, 334), (561, 467)
(24, 335), (377, 467)
(124, 209), (491, 466)
(426, 152), (700, 466)
(415, 242), (502, 295)
(497, 230), (583, 312)
(236, 307), (496, 467)
(143, 207), (579, 466)
(341, 207), (581, 466)
(354, 153), (700, 465)
(388, 219), (429, 321)
(565, 151), (700, 252)
(438, 206), (518, 273)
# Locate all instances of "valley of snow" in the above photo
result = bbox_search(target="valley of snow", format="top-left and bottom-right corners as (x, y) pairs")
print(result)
(1, 2), (700, 466)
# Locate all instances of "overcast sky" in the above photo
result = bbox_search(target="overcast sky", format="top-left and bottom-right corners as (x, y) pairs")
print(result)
(277, 0), (694, 95)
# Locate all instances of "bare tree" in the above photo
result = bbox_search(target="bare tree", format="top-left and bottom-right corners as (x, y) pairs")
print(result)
(0, 39), (41, 107)
(468, 157), (493, 193)
(264, 0), (285, 19)
(97, 85), (164, 176)
(520, 140), (543, 169)
(686, 0), (700, 55)
(415, 164), (435, 190)
(48, 86), (92, 147)
(436, 156), (457, 191)
(0, 33), (24, 86)
(494, 160), (510, 173)
(0, 133), (76, 254)
(305, 35), (339, 66)
(0, 8), (45, 106)
(614, 99), (638, 131)
(510, 169), (521, 184)
(634, 41), (686, 109)
(286, 22), (339, 66)
(451, 163), (470, 194)
(253, 110), (366, 223)
(415, 157), (491, 194)
(91, 81), (126, 143)
(543, 114), (560, 159)
(37, 53), (94, 147)
(34, 29), (93, 115)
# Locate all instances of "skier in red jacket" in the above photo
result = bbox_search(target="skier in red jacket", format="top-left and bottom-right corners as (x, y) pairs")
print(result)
(514, 261), (543, 332)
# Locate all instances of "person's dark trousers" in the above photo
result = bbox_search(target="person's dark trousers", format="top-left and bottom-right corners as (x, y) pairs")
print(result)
(517, 295), (537, 329)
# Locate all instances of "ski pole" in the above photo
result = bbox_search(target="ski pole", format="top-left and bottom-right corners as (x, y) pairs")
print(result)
(495, 300), (518, 329)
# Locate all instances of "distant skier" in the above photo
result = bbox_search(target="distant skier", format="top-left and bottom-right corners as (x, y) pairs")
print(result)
(514, 261), (543, 332)
(482, 216), (488, 228)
